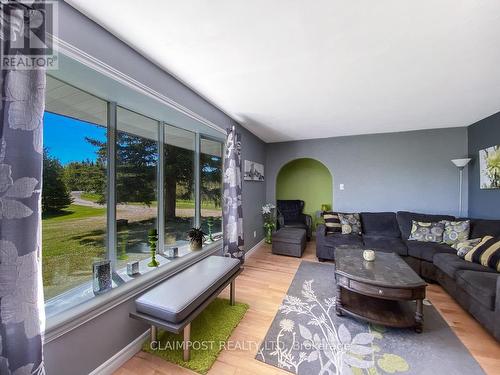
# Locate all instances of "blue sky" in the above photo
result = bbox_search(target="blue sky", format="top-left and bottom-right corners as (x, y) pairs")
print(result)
(43, 112), (106, 165)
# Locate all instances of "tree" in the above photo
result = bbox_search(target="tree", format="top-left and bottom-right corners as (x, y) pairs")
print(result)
(87, 133), (158, 205)
(64, 160), (106, 203)
(164, 143), (195, 219)
(42, 149), (72, 212)
(200, 152), (222, 208)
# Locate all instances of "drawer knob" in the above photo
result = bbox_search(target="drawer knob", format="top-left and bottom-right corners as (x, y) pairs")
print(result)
(378, 290), (383, 295)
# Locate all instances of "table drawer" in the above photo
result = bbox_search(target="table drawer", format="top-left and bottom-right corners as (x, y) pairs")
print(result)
(348, 280), (413, 299)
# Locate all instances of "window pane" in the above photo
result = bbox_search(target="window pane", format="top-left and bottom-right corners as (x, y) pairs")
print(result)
(116, 107), (159, 266)
(200, 138), (223, 240)
(164, 125), (195, 246)
(43, 76), (108, 301)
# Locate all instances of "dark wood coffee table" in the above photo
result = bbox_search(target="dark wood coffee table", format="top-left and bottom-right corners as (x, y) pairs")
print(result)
(334, 249), (427, 333)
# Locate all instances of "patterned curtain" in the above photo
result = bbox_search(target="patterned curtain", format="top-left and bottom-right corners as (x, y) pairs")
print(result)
(222, 127), (244, 262)
(0, 1), (46, 374)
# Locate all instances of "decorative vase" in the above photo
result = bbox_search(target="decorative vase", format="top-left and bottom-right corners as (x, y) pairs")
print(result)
(363, 249), (376, 262)
(207, 216), (214, 242)
(190, 239), (203, 251)
(265, 225), (273, 244)
(93, 260), (112, 295)
(147, 229), (160, 267)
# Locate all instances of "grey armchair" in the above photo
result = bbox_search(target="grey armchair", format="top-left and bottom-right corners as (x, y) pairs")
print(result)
(276, 200), (312, 240)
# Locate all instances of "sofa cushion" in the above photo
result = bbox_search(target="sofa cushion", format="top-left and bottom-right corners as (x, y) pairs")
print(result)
(360, 212), (400, 237)
(362, 235), (408, 256)
(396, 211), (455, 240)
(408, 220), (445, 243)
(405, 240), (455, 262)
(456, 270), (499, 311)
(469, 219), (500, 238)
(338, 213), (362, 235)
(464, 236), (500, 271)
(452, 238), (482, 258)
(323, 232), (364, 249)
(323, 211), (341, 233)
(441, 220), (470, 246)
(433, 253), (496, 279)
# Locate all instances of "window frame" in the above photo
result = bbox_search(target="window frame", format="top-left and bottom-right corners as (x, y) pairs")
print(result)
(43, 74), (226, 342)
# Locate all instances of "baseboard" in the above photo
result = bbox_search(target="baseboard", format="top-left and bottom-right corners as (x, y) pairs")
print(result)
(245, 238), (265, 259)
(89, 329), (150, 375)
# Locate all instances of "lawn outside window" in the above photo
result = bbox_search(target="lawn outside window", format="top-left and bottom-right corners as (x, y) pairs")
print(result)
(43, 75), (224, 325)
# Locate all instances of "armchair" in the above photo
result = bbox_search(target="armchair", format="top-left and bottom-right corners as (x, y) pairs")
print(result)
(276, 200), (312, 240)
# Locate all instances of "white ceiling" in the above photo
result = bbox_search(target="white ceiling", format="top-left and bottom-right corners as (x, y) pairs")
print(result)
(65, 0), (500, 142)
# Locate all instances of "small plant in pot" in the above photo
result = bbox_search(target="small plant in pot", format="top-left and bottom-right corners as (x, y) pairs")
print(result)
(188, 227), (206, 250)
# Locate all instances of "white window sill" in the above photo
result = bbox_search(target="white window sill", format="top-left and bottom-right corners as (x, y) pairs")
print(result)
(43, 241), (222, 344)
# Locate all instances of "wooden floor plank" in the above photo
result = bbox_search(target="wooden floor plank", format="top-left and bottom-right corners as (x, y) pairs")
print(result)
(116, 241), (500, 375)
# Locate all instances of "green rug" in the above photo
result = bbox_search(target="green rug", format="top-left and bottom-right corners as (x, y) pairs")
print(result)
(143, 298), (249, 374)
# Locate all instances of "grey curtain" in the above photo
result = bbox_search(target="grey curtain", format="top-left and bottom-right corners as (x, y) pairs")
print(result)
(0, 2), (46, 374)
(222, 127), (244, 262)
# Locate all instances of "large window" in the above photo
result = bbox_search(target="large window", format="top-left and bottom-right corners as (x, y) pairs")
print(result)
(116, 107), (159, 265)
(43, 76), (225, 318)
(164, 125), (195, 246)
(43, 76), (108, 300)
(200, 137), (223, 237)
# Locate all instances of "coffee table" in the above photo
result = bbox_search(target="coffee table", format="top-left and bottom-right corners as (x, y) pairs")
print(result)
(334, 249), (427, 333)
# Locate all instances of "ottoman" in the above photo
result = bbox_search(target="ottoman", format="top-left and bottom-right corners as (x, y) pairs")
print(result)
(272, 228), (307, 257)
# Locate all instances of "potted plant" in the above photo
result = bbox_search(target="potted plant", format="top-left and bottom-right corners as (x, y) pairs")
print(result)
(188, 227), (206, 250)
(262, 203), (276, 244)
(147, 228), (160, 267)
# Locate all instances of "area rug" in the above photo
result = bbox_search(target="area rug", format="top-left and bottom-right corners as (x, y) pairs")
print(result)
(143, 298), (248, 374)
(256, 261), (485, 375)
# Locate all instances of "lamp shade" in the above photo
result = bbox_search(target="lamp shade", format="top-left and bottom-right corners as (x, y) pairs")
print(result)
(451, 158), (471, 168)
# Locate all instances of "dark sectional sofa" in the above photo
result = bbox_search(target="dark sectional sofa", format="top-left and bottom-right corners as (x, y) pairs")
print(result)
(316, 211), (500, 341)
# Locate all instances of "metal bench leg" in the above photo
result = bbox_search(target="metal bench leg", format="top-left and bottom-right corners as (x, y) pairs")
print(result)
(151, 325), (157, 344)
(230, 280), (236, 306)
(183, 323), (191, 361)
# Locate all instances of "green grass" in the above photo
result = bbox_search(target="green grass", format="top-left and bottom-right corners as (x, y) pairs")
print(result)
(143, 298), (249, 374)
(43, 204), (106, 222)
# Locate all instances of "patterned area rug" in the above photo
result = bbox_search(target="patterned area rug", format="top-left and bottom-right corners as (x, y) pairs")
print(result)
(256, 261), (485, 375)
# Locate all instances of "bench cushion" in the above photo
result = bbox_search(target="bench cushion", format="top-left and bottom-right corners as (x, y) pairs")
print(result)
(135, 256), (240, 323)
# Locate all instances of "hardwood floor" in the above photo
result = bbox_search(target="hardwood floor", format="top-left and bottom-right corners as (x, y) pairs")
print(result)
(116, 241), (500, 375)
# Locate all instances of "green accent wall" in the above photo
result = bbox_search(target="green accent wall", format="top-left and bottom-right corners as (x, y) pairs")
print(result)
(276, 158), (333, 224)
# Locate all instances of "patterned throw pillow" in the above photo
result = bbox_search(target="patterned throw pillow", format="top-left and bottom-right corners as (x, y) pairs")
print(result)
(408, 221), (445, 243)
(338, 213), (362, 235)
(441, 220), (470, 245)
(452, 238), (481, 258)
(464, 236), (500, 271)
(322, 211), (341, 233)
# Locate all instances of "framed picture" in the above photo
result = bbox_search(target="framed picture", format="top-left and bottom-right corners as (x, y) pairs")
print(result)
(479, 145), (500, 189)
(244, 160), (264, 181)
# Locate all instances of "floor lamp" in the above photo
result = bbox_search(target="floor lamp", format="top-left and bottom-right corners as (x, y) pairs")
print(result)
(451, 158), (471, 217)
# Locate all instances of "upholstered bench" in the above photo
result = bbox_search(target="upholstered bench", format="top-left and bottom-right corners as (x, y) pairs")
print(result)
(129, 256), (242, 361)
(272, 227), (306, 257)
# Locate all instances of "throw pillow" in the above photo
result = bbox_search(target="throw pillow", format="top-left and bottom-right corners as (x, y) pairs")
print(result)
(338, 213), (362, 235)
(452, 238), (481, 258)
(464, 236), (500, 271)
(408, 220), (445, 242)
(441, 220), (470, 245)
(322, 211), (341, 233)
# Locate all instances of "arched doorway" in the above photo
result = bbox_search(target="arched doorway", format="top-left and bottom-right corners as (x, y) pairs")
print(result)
(276, 158), (333, 221)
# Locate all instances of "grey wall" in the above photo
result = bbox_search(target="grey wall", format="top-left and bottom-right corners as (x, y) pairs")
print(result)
(44, 2), (266, 374)
(266, 127), (468, 216)
(468, 111), (500, 219)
